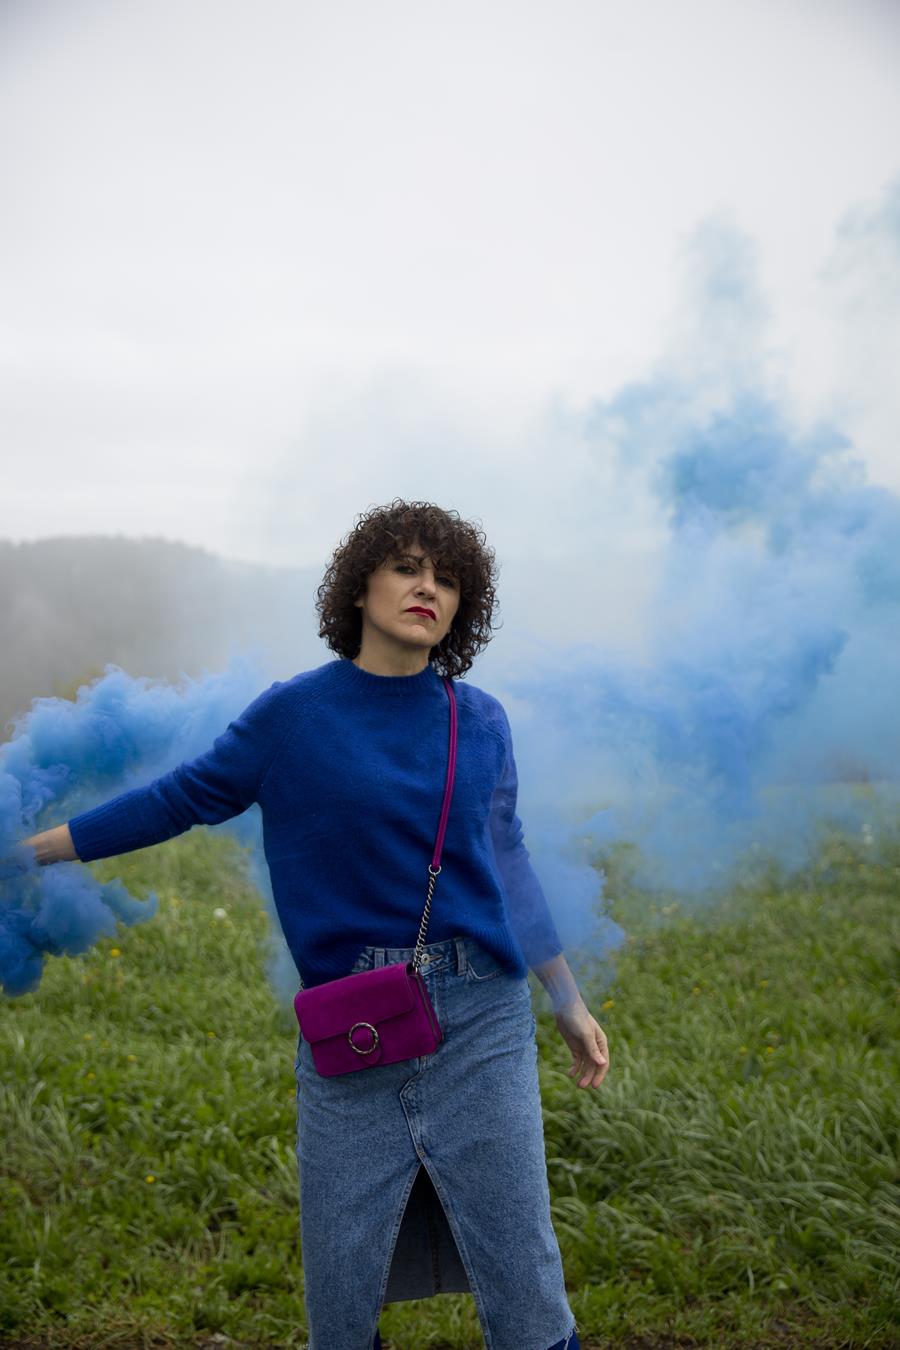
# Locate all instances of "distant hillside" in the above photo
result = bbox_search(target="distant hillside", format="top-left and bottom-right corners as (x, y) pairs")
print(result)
(0, 535), (326, 735)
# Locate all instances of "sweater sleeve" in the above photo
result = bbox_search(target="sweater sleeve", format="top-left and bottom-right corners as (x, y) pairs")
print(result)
(488, 704), (564, 969)
(67, 681), (285, 864)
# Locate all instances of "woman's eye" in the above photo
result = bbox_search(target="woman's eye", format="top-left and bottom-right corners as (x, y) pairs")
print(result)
(394, 563), (455, 587)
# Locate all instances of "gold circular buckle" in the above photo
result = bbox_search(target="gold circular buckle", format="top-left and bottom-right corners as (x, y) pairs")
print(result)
(348, 1021), (379, 1055)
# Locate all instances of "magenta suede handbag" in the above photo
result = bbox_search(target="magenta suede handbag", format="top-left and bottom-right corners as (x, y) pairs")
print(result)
(293, 674), (458, 1077)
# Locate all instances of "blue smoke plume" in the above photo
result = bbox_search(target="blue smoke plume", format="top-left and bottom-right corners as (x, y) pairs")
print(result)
(0, 655), (276, 996)
(495, 388), (900, 899)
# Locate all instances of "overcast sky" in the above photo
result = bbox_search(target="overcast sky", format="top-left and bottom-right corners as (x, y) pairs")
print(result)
(2, 0), (899, 585)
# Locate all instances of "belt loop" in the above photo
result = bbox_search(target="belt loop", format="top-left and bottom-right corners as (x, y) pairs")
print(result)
(375, 949), (386, 969)
(454, 936), (466, 977)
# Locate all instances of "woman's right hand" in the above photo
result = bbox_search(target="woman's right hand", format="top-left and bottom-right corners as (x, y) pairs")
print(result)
(17, 824), (79, 866)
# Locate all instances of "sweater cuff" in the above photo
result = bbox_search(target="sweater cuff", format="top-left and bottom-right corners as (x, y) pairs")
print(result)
(68, 795), (153, 864)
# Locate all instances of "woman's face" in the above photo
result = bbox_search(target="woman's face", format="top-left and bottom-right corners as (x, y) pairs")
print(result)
(353, 538), (461, 656)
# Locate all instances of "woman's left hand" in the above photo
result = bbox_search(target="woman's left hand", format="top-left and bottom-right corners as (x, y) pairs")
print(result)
(553, 999), (610, 1089)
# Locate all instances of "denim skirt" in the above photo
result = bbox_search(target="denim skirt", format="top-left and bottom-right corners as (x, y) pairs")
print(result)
(293, 934), (577, 1350)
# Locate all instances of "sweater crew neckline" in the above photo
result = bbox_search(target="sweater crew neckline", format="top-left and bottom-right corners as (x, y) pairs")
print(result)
(335, 657), (447, 697)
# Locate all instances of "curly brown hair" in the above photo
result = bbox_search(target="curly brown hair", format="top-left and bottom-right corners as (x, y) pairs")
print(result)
(316, 499), (500, 678)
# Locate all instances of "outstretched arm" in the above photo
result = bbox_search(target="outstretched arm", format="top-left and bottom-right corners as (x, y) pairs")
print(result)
(23, 680), (286, 866)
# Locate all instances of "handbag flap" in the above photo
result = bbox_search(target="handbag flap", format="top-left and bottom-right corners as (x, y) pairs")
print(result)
(294, 962), (416, 1044)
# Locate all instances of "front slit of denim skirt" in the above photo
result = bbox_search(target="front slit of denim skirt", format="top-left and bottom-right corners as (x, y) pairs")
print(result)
(293, 934), (577, 1350)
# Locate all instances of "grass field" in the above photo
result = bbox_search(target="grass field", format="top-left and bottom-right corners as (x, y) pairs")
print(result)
(1, 825), (898, 1348)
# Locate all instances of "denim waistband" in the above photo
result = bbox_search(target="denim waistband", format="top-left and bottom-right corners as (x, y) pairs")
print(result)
(358, 934), (471, 976)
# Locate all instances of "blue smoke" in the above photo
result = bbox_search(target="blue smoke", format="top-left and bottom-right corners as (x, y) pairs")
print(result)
(0, 654), (276, 996)
(500, 388), (900, 905)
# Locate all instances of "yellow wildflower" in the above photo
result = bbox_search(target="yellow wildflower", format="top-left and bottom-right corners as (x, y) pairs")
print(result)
(127, 1054), (137, 1063)
(83, 1032), (93, 1041)
(110, 948), (121, 958)
(601, 999), (615, 1011)
(145, 1174), (156, 1184)
(207, 1031), (216, 1038)
(759, 979), (769, 988)
(85, 1071), (96, 1082)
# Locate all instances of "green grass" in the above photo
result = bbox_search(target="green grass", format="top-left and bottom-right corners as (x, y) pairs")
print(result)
(1, 826), (898, 1348)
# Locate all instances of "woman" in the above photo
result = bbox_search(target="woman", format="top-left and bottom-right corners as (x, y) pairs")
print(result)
(24, 499), (609, 1350)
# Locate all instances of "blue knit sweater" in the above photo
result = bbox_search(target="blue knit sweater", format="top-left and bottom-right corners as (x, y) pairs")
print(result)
(67, 658), (564, 988)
